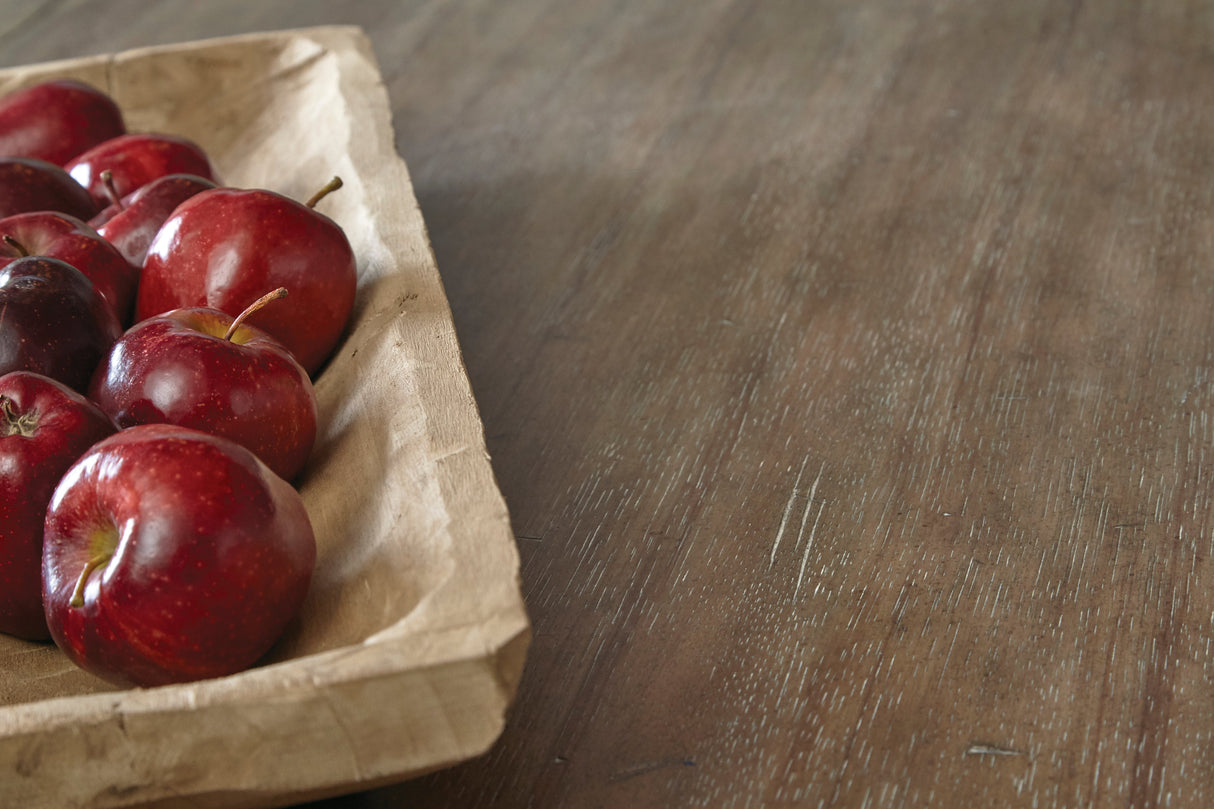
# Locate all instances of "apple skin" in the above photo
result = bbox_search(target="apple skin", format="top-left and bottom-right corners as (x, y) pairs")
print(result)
(0, 256), (122, 392)
(0, 211), (139, 324)
(65, 133), (218, 207)
(0, 80), (125, 166)
(137, 187), (357, 374)
(0, 157), (99, 221)
(91, 173), (217, 267)
(0, 372), (115, 640)
(89, 306), (318, 482)
(42, 423), (316, 688)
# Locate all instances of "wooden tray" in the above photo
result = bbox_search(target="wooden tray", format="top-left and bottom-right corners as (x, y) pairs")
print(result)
(0, 26), (529, 808)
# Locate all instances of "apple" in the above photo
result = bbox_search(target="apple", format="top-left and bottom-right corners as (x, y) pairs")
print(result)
(65, 133), (218, 207)
(0, 256), (121, 392)
(136, 179), (356, 374)
(90, 289), (318, 482)
(0, 372), (115, 640)
(91, 173), (217, 267)
(0, 211), (139, 323)
(0, 80), (125, 166)
(0, 157), (98, 220)
(42, 423), (316, 687)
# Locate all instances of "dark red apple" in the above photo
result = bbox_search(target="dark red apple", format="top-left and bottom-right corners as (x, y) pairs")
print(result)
(0, 372), (115, 640)
(91, 173), (217, 267)
(136, 180), (356, 374)
(0, 80), (125, 166)
(0, 157), (98, 220)
(65, 133), (217, 207)
(42, 423), (316, 687)
(0, 256), (121, 392)
(0, 211), (139, 323)
(90, 289), (318, 482)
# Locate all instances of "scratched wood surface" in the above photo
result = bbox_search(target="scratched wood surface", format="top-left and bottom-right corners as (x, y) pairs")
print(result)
(3, 1), (1213, 807)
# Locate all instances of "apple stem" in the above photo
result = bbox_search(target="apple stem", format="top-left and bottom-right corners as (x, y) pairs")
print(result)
(100, 169), (124, 210)
(224, 287), (289, 341)
(0, 396), (37, 437)
(70, 550), (113, 608)
(2, 235), (28, 257)
(305, 176), (343, 209)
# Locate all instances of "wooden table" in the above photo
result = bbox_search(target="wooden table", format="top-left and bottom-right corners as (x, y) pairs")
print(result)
(3, 2), (1211, 806)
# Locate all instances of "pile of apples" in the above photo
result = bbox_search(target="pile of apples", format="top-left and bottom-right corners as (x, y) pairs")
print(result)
(0, 80), (357, 687)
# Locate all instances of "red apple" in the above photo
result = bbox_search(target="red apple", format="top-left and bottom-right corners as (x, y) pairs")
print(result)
(0, 157), (98, 220)
(0, 256), (122, 392)
(0, 372), (115, 640)
(0, 80), (125, 166)
(91, 173), (217, 267)
(66, 133), (217, 207)
(90, 289), (318, 482)
(0, 211), (139, 323)
(136, 180), (356, 374)
(42, 423), (316, 687)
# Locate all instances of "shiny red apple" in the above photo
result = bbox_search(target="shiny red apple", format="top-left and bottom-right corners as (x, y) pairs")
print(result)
(0, 211), (139, 323)
(0, 80), (125, 166)
(136, 180), (356, 374)
(0, 256), (121, 392)
(42, 423), (316, 687)
(91, 173), (217, 267)
(66, 133), (217, 207)
(0, 372), (115, 640)
(90, 289), (318, 482)
(0, 157), (98, 220)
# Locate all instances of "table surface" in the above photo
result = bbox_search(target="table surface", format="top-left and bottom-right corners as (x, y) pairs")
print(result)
(4, 1), (1212, 807)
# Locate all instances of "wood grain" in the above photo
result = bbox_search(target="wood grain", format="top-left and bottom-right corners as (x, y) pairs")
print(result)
(4, 1), (1214, 807)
